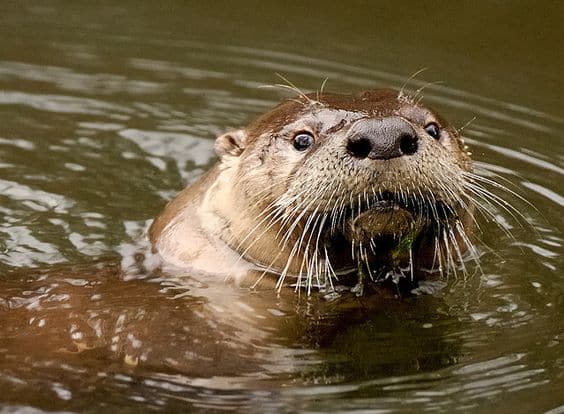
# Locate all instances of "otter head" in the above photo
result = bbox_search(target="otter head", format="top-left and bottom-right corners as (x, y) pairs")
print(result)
(213, 89), (473, 288)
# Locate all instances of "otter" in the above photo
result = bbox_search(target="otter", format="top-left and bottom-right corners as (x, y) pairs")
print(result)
(0, 89), (479, 409)
(149, 89), (474, 293)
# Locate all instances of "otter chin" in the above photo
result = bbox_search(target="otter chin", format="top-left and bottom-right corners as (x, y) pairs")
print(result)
(149, 88), (475, 293)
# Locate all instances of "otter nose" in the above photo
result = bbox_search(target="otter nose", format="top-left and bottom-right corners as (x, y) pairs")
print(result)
(346, 117), (419, 160)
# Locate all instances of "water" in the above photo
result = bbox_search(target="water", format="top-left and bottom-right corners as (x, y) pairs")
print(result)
(0, 2), (563, 413)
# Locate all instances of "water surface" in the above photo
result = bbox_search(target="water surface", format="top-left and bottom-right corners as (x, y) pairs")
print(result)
(0, 2), (562, 413)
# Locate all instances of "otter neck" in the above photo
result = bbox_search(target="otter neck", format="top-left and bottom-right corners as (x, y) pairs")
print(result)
(200, 165), (331, 275)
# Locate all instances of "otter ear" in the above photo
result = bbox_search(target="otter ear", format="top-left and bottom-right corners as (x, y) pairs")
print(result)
(214, 129), (247, 159)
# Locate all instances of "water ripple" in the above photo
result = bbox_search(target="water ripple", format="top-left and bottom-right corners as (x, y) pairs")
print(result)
(0, 61), (167, 96)
(0, 91), (132, 116)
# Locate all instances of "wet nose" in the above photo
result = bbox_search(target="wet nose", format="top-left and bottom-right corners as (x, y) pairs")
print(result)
(346, 117), (419, 160)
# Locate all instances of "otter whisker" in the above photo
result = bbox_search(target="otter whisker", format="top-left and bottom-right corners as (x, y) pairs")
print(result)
(274, 73), (317, 105)
(236, 207), (293, 267)
(455, 220), (483, 275)
(294, 215), (319, 293)
(334, 192), (349, 234)
(314, 214), (329, 267)
(230, 174), (298, 250)
(236, 178), (301, 247)
(281, 211), (321, 290)
(448, 226), (468, 280)
(413, 80), (444, 102)
(464, 172), (536, 214)
(324, 246), (337, 289)
(317, 77), (329, 102)
(415, 94), (427, 106)
(369, 237), (377, 254)
(466, 169), (526, 197)
(398, 67), (428, 101)
(431, 234), (443, 279)
(409, 247), (414, 282)
(279, 189), (322, 248)
(238, 213), (296, 278)
(329, 195), (343, 234)
(276, 206), (319, 292)
(299, 216), (320, 294)
(456, 117), (477, 134)
(276, 182), (335, 290)
(258, 84), (306, 106)
(238, 178), (319, 262)
(302, 193), (337, 289)
(255, 209), (318, 290)
(275, 189), (315, 241)
(317, 181), (342, 235)
(464, 182), (526, 227)
(234, 197), (288, 252)
(466, 195), (518, 243)
(363, 244), (376, 282)
(442, 228), (458, 279)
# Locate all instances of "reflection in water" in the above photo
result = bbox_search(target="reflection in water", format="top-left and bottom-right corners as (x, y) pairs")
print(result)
(0, 2), (563, 413)
(0, 260), (467, 411)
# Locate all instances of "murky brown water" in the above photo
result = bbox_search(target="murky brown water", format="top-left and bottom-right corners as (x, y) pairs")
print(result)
(0, 2), (562, 413)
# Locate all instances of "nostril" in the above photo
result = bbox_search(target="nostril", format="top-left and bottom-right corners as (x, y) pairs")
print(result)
(399, 133), (418, 156)
(346, 136), (372, 159)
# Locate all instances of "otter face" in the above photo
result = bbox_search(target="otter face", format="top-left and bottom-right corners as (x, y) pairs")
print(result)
(215, 89), (474, 285)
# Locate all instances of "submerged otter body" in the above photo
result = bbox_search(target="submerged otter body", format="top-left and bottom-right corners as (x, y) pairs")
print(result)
(150, 89), (473, 291)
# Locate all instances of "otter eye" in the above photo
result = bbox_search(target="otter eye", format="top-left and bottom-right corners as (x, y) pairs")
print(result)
(424, 122), (440, 139)
(293, 132), (314, 151)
